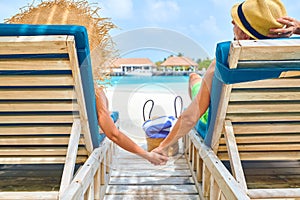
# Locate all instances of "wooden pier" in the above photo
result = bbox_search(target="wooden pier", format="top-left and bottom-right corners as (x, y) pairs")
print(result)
(104, 142), (201, 200)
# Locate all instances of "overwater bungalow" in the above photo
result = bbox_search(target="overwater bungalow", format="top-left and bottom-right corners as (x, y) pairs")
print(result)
(159, 56), (197, 75)
(110, 58), (156, 76)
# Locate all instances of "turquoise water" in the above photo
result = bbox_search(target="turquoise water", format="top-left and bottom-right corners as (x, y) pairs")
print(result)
(99, 75), (189, 89)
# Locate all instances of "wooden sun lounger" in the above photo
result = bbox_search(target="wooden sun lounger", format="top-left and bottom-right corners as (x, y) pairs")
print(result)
(0, 25), (114, 200)
(185, 38), (300, 199)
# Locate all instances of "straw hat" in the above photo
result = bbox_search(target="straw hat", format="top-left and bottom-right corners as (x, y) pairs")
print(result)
(6, 0), (116, 80)
(231, 0), (287, 39)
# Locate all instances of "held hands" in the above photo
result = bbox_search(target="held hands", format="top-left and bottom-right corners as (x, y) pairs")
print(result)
(145, 151), (168, 165)
(268, 16), (300, 38)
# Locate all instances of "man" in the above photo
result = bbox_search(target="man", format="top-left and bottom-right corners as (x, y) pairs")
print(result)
(153, 0), (288, 156)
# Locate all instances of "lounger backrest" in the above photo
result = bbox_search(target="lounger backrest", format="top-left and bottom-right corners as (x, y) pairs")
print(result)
(0, 24), (103, 165)
(209, 39), (300, 161)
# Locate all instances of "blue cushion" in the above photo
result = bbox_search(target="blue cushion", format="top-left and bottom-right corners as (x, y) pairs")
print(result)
(110, 111), (119, 123)
(0, 24), (104, 148)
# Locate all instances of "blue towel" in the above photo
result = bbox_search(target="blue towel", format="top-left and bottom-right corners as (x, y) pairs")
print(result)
(142, 116), (177, 138)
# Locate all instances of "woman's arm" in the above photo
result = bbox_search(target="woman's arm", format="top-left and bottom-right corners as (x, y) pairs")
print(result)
(95, 87), (168, 165)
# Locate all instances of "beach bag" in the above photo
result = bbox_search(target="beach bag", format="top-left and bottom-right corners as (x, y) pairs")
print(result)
(142, 96), (183, 156)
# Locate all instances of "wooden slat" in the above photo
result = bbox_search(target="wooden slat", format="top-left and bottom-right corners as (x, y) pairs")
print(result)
(0, 35), (69, 55)
(104, 194), (201, 200)
(60, 119), (82, 195)
(228, 39), (300, 69)
(0, 101), (78, 112)
(232, 78), (300, 89)
(0, 125), (72, 135)
(232, 123), (300, 134)
(0, 114), (76, 124)
(0, 147), (88, 155)
(106, 185), (198, 195)
(218, 144), (300, 152)
(0, 136), (85, 145)
(226, 113), (300, 122)
(219, 134), (300, 144)
(67, 37), (93, 152)
(0, 88), (75, 100)
(227, 102), (300, 113)
(0, 156), (87, 164)
(230, 90), (300, 101)
(248, 188), (300, 199)
(0, 192), (59, 200)
(224, 120), (247, 191)
(218, 151), (300, 160)
(0, 75), (74, 86)
(0, 58), (70, 70)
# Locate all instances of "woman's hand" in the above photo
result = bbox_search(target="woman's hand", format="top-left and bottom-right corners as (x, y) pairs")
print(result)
(145, 151), (168, 165)
(268, 16), (300, 38)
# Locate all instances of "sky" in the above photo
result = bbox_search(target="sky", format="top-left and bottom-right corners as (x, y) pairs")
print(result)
(0, 0), (299, 62)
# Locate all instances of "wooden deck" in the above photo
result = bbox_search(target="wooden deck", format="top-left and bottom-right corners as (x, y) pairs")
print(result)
(104, 141), (201, 200)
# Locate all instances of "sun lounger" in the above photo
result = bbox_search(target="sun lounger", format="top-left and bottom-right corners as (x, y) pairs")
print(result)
(0, 24), (115, 200)
(186, 38), (300, 199)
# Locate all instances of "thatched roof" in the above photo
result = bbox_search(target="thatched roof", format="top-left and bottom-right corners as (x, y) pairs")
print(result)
(161, 56), (197, 66)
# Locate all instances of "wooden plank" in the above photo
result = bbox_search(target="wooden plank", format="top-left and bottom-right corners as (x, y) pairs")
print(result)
(0, 35), (69, 55)
(224, 120), (247, 191)
(0, 191), (59, 200)
(230, 90), (300, 101)
(0, 88), (75, 100)
(67, 36), (93, 152)
(248, 188), (300, 199)
(232, 78), (300, 89)
(106, 185), (198, 195)
(227, 102), (300, 113)
(218, 143), (300, 152)
(111, 169), (192, 177)
(60, 119), (81, 195)
(226, 113), (300, 122)
(232, 123), (300, 134)
(229, 39), (300, 66)
(0, 136), (84, 145)
(0, 147), (88, 156)
(219, 134), (300, 144)
(0, 156), (87, 164)
(211, 84), (232, 151)
(0, 75), (74, 86)
(109, 176), (195, 185)
(113, 163), (189, 171)
(218, 151), (300, 160)
(0, 58), (70, 70)
(104, 194), (201, 200)
(0, 114), (76, 124)
(228, 41), (241, 69)
(0, 101), (78, 112)
(280, 71), (300, 78)
(0, 125), (72, 135)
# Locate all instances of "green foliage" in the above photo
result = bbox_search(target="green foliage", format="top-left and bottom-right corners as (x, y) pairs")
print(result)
(197, 58), (213, 70)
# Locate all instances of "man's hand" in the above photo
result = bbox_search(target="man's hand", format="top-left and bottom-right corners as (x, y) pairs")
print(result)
(146, 151), (168, 165)
(269, 16), (300, 38)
